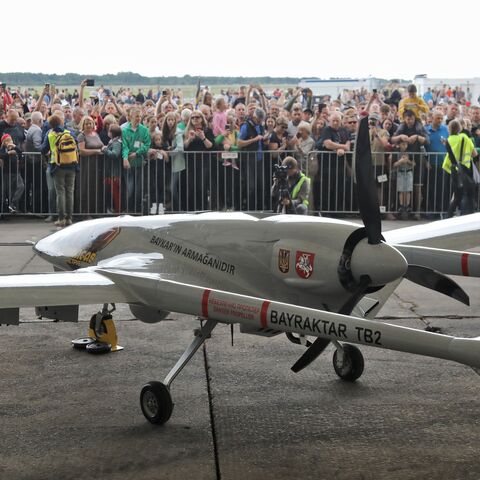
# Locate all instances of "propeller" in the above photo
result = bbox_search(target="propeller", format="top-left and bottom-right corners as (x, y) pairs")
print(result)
(354, 115), (382, 245)
(404, 264), (470, 306)
(291, 115), (469, 374)
(291, 275), (372, 373)
(291, 116), (399, 374)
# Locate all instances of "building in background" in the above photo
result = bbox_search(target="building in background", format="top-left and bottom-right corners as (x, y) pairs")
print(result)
(414, 74), (480, 105)
(298, 77), (388, 98)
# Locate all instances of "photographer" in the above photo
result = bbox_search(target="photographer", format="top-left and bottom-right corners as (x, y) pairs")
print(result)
(271, 156), (310, 215)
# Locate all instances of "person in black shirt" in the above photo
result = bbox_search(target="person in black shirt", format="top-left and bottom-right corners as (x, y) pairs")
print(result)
(0, 133), (25, 214)
(232, 86), (247, 108)
(183, 110), (214, 211)
(0, 110), (26, 147)
(316, 112), (351, 215)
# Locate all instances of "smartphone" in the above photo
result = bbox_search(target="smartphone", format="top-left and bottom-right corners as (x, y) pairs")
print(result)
(86, 79), (95, 87)
(162, 90), (167, 96)
(45, 83), (50, 89)
(373, 88), (377, 94)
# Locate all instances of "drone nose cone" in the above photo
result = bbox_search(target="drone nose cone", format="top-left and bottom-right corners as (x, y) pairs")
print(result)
(351, 240), (407, 286)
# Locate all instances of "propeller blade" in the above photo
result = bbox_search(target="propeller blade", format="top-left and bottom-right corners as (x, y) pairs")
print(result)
(354, 116), (382, 245)
(290, 337), (331, 373)
(404, 264), (470, 306)
(337, 275), (372, 315)
(291, 276), (372, 373)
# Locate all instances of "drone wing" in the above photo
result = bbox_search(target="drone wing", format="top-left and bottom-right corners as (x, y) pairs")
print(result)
(383, 212), (480, 250)
(382, 213), (480, 280)
(0, 271), (133, 310)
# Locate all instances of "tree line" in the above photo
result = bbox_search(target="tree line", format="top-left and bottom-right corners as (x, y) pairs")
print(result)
(0, 72), (300, 86)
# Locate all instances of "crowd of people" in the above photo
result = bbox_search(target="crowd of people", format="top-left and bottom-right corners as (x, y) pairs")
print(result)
(0, 80), (479, 224)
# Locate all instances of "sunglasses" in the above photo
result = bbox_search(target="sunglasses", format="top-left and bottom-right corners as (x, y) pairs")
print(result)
(191, 116), (202, 119)
(347, 121), (358, 124)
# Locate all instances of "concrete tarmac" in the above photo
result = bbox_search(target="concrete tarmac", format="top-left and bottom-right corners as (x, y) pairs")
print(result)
(1, 218), (479, 480)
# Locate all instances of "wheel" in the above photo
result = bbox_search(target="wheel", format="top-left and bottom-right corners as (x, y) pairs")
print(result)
(71, 337), (96, 349)
(86, 341), (112, 354)
(333, 344), (364, 381)
(140, 381), (173, 425)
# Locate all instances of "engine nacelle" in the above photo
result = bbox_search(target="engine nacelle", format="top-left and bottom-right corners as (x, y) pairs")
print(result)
(129, 304), (170, 323)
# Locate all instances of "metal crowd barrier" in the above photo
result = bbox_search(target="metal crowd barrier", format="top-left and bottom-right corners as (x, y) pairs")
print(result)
(0, 150), (478, 218)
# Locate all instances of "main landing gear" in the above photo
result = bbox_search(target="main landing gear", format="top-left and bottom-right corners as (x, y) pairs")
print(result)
(71, 303), (123, 354)
(140, 319), (217, 425)
(331, 342), (364, 381)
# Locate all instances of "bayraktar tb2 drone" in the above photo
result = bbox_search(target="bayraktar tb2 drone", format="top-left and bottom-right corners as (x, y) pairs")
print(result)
(0, 116), (479, 425)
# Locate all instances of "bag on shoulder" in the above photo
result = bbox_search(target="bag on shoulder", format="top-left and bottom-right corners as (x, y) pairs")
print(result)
(446, 138), (474, 190)
(55, 131), (78, 164)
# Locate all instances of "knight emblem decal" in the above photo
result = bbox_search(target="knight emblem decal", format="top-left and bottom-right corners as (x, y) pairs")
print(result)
(278, 249), (290, 273)
(295, 251), (315, 279)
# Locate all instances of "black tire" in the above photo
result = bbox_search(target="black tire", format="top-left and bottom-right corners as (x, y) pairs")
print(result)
(86, 341), (112, 354)
(71, 337), (96, 349)
(140, 381), (173, 425)
(332, 344), (364, 382)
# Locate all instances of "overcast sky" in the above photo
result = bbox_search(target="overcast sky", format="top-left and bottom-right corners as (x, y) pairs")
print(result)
(6, 0), (479, 81)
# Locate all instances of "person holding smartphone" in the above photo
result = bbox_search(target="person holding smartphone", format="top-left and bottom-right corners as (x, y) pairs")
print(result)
(183, 110), (214, 211)
(292, 121), (315, 164)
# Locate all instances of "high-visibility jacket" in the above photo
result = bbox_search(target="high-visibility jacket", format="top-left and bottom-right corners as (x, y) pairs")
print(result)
(442, 133), (475, 174)
(291, 172), (310, 207)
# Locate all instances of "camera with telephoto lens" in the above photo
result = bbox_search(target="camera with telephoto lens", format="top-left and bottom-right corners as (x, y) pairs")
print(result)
(273, 164), (288, 182)
(273, 164), (291, 212)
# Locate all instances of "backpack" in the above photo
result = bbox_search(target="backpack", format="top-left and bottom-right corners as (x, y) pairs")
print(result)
(55, 131), (78, 164)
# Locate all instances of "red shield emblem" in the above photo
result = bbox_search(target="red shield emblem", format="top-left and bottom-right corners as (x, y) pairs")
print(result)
(295, 251), (315, 279)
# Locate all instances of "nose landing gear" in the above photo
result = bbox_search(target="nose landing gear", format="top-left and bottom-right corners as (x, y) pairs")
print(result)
(139, 318), (217, 425)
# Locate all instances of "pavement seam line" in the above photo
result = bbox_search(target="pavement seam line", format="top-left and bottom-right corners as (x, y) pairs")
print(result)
(20, 251), (39, 274)
(202, 342), (221, 480)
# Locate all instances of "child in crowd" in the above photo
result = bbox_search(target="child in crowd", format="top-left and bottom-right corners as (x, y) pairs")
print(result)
(393, 141), (414, 215)
(212, 97), (227, 136)
(216, 112), (239, 169)
(148, 131), (168, 213)
(101, 124), (123, 213)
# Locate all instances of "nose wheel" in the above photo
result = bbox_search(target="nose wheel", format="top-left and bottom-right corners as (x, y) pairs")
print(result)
(140, 319), (217, 425)
(140, 382), (173, 425)
(333, 344), (364, 381)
